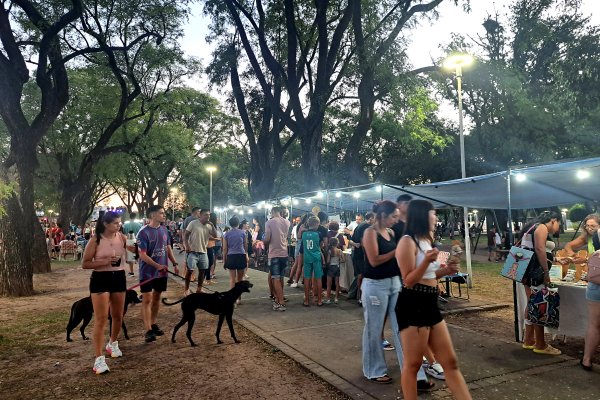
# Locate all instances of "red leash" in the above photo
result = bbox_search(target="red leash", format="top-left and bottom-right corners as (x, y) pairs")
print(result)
(126, 269), (183, 291)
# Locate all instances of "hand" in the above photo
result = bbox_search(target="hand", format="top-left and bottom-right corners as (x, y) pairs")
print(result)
(544, 272), (551, 285)
(445, 261), (460, 275)
(156, 264), (167, 271)
(126, 244), (136, 253)
(109, 256), (121, 266)
(173, 265), (180, 275)
(556, 258), (571, 265)
(424, 248), (439, 263)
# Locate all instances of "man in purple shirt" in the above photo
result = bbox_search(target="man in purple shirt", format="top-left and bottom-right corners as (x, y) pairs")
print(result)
(137, 205), (179, 343)
(264, 206), (291, 311)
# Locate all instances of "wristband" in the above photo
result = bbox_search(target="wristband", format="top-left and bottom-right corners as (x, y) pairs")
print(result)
(173, 263), (179, 267)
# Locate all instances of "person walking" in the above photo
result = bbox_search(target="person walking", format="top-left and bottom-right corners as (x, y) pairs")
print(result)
(183, 209), (216, 295)
(137, 205), (179, 343)
(395, 200), (470, 399)
(264, 206), (291, 310)
(222, 216), (248, 304)
(122, 212), (143, 277)
(82, 211), (128, 374)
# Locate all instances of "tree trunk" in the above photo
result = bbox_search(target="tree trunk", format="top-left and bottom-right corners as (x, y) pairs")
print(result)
(300, 119), (324, 191)
(343, 76), (375, 185)
(249, 167), (276, 201)
(32, 219), (51, 274)
(0, 194), (33, 296)
(58, 181), (95, 229)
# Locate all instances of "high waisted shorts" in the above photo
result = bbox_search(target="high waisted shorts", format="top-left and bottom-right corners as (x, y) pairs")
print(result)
(395, 284), (443, 331)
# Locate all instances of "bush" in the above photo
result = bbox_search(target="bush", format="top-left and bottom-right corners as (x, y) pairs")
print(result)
(568, 204), (589, 223)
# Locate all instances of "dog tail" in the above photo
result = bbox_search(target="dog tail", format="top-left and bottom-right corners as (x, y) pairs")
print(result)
(161, 297), (186, 306)
(67, 301), (77, 326)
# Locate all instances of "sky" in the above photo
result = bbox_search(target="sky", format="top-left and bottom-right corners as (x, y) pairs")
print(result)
(181, 0), (599, 91)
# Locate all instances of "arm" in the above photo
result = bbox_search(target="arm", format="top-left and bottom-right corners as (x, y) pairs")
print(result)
(363, 228), (395, 267)
(81, 237), (111, 269)
(222, 235), (228, 266)
(166, 245), (179, 275)
(563, 234), (587, 257)
(396, 237), (441, 287)
(263, 223), (272, 247)
(183, 229), (191, 252)
(533, 225), (550, 283)
(339, 249), (346, 263)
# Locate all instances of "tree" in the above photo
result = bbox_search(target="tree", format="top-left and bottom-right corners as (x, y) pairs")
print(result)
(0, 0), (190, 295)
(438, 0), (600, 173)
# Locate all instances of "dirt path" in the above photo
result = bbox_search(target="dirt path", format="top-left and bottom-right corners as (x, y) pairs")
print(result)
(0, 264), (349, 400)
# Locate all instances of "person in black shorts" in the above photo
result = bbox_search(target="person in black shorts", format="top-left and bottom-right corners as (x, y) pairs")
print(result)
(137, 205), (179, 343)
(82, 211), (128, 374)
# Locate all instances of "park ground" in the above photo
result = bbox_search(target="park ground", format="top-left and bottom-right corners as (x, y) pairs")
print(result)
(0, 243), (598, 399)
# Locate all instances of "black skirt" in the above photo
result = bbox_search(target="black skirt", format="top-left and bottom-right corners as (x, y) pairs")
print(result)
(395, 284), (443, 331)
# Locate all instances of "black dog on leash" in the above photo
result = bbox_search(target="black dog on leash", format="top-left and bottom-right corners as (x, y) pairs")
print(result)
(66, 289), (141, 342)
(162, 280), (253, 347)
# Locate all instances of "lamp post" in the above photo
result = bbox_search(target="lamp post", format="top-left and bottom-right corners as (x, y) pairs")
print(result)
(206, 166), (217, 212)
(169, 187), (178, 221)
(444, 53), (474, 285)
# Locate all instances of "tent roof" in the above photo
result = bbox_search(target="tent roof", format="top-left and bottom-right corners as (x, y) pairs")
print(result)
(221, 157), (600, 216)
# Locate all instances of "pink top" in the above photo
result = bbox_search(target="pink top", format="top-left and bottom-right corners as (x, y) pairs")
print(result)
(94, 234), (126, 272)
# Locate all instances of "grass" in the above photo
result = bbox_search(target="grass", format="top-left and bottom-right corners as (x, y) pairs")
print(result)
(467, 260), (514, 303)
(0, 310), (68, 357)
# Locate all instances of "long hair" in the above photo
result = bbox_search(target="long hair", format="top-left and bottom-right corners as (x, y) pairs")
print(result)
(519, 211), (561, 237)
(95, 211), (121, 245)
(404, 200), (435, 244)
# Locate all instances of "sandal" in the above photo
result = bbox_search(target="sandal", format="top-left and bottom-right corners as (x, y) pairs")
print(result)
(417, 379), (436, 392)
(317, 302), (323, 307)
(522, 343), (535, 350)
(369, 375), (392, 384)
(532, 345), (561, 355)
(303, 303), (310, 307)
(580, 359), (593, 371)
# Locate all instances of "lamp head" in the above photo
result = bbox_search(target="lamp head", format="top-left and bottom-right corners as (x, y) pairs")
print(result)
(206, 166), (217, 173)
(443, 53), (474, 75)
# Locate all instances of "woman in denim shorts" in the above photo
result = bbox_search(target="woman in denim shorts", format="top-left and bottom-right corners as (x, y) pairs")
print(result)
(562, 214), (600, 370)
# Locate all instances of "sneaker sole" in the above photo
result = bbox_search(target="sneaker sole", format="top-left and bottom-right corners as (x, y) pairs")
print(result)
(93, 367), (110, 374)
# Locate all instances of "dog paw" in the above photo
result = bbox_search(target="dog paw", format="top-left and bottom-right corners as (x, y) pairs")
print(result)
(190, 343), (197, 347)
(66, 338), (73, 342)
(83, 337), (89, 341)
(234, 339), (241, 344)
(217, 340), (223, 344)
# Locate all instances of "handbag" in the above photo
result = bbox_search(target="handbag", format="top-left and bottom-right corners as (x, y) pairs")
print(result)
(527, 287), (560, 328)
(500, 224), (536, 283)
(588, 251), (600, 285)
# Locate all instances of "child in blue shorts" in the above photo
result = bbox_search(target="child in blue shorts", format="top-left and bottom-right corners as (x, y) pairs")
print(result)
(300, 216), (324, 306)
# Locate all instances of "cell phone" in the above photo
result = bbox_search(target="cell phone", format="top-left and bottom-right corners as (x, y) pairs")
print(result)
(437, 251), (450, 265)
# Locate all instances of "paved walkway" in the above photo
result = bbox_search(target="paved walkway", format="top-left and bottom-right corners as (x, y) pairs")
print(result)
(170, 254), (600, 399)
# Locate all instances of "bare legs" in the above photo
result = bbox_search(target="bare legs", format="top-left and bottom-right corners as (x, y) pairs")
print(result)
(583, 301), (600, 367)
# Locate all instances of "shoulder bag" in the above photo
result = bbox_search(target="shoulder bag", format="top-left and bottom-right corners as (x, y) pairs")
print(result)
(500, 224), (536, 283)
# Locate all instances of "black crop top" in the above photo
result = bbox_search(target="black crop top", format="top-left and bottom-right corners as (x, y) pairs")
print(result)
(364, 229), (400, 280)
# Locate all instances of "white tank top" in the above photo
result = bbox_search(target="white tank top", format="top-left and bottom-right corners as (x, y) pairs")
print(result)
(414, 238), (440, 280)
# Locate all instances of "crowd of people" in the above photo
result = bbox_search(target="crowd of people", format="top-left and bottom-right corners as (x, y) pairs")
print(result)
(73, 197), (600, 399)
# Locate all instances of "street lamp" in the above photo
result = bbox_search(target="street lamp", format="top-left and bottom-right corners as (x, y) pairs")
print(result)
(444, 52), (474, 285)
(169, 187), (178, 221)
(206, 166), (217, 212)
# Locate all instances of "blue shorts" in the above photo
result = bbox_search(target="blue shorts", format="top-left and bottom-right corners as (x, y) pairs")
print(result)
(304, 260), (323, 279)
(586, 282), (600, 302)
(327, 264), (340, 278)
(186, 252), (209, 271)
(269, 257), (288, 279)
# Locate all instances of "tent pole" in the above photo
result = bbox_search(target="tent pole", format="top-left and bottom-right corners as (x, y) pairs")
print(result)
(507, 168), (520, 343)
(464, 206), (473, 287)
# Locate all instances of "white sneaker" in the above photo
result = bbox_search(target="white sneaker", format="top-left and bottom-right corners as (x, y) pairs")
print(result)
(93, 355), (109, 374)
(323, 299), (331, 304)
(290, 282), (298, 288)
(334, 297), (338, 304)
(105, 340), (122, 358)
(273, 303), (286, 312)
(425, 362), (445, 380)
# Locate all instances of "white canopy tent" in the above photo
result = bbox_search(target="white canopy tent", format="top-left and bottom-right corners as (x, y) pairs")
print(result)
(219, 157), (600, 215)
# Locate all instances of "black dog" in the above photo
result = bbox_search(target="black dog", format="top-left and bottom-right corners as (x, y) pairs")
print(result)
(66, 289), (141, 342)
(162, 280), (253, 347)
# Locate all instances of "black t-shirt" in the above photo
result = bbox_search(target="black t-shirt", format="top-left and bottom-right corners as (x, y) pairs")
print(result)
(364, 229), (400, 280)
(392, 220), (405, 244)
(352, 222), (371, 261)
